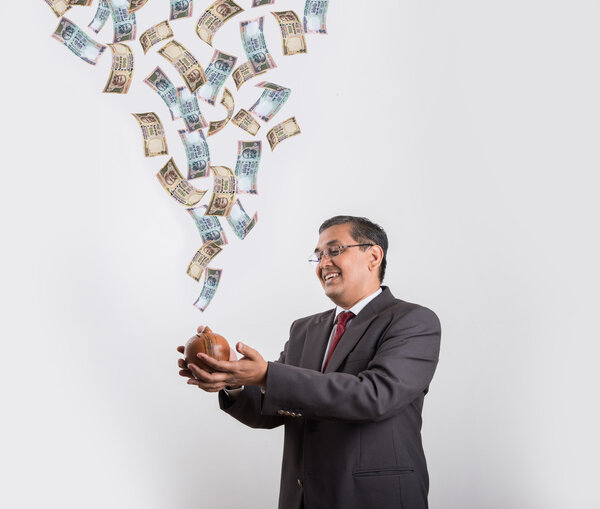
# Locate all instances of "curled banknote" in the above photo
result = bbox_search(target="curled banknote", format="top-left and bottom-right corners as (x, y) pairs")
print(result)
(46, 0), (71, 17)
(128, 0), (149, 13)
(227, 199), (258, 240)
(52, 17), (106, 65)
(196, 0), (244, 46)
(303, 0), (329, 34)
(193, 268), (223, 312)
(158, 40), (206, 93)
(144, 67), (181, 120)
(69, 0), (93, 5)
(197, 50), (237, 106)
(156, 158), (206, 207)
(187, 241), (222, 282)
(88, 0), (111, 33)
(208, 88), (235, 137)
(131, 112), (169, 157)
(103, 43), (134, 94)
(188, 206), (228, 245)
(266, 116), (301, 150)
(205, 166), (237, 216)
(232, 61), (266, 90)
(232, 109), (261, 136)
(178, 129), (211, 180)
(177, 87), (208, 132)
(252, 0), (274, 6)
(240, 17), (277, 73)
(139, 21), (173, 54)
(170, 0), (193, 20)
(272, 11), (307, 55)
(109, 0), (137, 43)
(235, 141), (261, 194)
(249, 81), (290, 122)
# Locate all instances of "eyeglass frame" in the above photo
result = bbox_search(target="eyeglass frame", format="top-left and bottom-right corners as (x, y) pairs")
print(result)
(308, 243), (374, 263)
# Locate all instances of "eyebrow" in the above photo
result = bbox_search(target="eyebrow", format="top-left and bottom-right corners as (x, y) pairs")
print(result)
(314, 239), (340, 252)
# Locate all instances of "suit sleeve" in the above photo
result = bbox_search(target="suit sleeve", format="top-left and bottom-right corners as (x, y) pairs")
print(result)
(261, 307), (441, 423)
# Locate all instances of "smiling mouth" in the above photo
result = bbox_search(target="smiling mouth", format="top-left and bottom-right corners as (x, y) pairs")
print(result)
(323, 272), (340, 283)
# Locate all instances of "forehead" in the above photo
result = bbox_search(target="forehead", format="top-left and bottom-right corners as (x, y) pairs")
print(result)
(315, 223), (354, 249)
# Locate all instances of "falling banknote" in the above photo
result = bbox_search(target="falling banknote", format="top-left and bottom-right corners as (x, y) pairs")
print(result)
(205, 166), (237, 216)
(249, 81), (290, 122)
(232, 61), (266, 90)
(196, 0), (244, 46)
(193, 268), (222, 312)
(108, 0), (137, 43)
(235, 141), (261, 194)
(69, 0), (93, 6)
(103, 43), (134, 94)
(271, 11), (307, 55)
(52, 17), (106, 65)
(170, 0), (193, 20)
(131, 112), (169, 157)
(197, 50), (237, 105)
(177, 87), (208, 132)
(156, 158), (206, 207)
(240, 17), (277, 73)
(187, 241), (222, 281)
(232, 109), (261, 135)
(158, 40), (207, 93)
(46, 0), (71, 17)
(208, 88), (235, 137)
(266, 116), (301, 150)
(252, 0), (274, 6)
(139, 21), (174, 54)
(88, 0), (111, 33)
(144, 67), (181, 120)
(188, 206), (228, 245)
(303, 0), (329, 34)
(128, 0), (150, 13)
(226, 199), (258, 240)
(178, 129), (211, 180)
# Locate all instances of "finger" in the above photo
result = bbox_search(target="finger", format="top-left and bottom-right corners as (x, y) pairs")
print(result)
(196, 325), (207, 335)
(188, 363), (229, 383)
(187, 378), (226, 392)
(197, 353), (233, 373)
(177, 345), (185, 354)
(237, 342), (259, 360)
(179, 369), (193, 378)
(178, 358), (188, 369)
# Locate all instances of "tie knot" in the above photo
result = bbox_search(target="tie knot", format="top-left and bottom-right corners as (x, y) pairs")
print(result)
(336, 311), (355, 328)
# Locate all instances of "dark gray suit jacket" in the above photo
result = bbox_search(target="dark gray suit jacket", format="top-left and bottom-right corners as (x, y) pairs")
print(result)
(218, 286), (441, 509)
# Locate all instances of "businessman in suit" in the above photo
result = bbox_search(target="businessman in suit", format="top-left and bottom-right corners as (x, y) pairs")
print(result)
(177, 215), (441, 509)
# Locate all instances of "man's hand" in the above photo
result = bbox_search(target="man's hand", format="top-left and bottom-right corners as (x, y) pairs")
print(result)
(176, 341), (267, 393)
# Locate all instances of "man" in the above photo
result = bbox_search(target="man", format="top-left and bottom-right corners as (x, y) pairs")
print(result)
(177, 216), (441, 509)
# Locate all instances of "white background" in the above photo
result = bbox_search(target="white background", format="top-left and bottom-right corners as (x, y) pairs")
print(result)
(1, 1), (599, 508)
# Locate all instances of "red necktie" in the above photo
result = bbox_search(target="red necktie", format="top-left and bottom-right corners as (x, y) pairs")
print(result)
(322, 311), (355, 372)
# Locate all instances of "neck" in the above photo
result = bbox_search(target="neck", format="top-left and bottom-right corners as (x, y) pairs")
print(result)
(336, 283), (381, 309)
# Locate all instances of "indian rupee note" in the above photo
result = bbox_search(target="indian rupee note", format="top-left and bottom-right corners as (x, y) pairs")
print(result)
(128, 0), (150, 13)
(196, 0), (244, 46)
(144, 67), (182, 120)
(235, 141), (261, 194)
(248, 81), (290, 122)
(272, 10), (307, 55)
(178, 130), (211, 180)
(156, 158), (206, 207)
(131, 112), (169, 157)
(266, 116), (300, 150)
(231, 109), (260, 136)
(232, 61), (266, 90)
(252, 0), (274, 6)
(170, 0), (193, 20)
(108, 0), (137, 43)
(205, 166), (236, 216)
(197, 50), (237, 106)
(88, 0), (111, 33)
(177, 87), (208, 132)
(188, 206), (228, 245)
(193, 268), (222, 312)
(158, 40), (206, 93)
(52, 17), (106, 65)
(46, 0), (71, 16)
(69, 0), (93, 5)
(103, 42), (134, 94)
(226, 199), (258, 240)
(303, 0), (328, 34)
(139, 20), (173, 54)
(240, 17), (277, 73)
(186, 241), (222, 281)
(207, 88), (235, 137)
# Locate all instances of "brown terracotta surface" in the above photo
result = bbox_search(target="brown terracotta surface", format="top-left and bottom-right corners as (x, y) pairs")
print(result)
(184, 326), (230, 374)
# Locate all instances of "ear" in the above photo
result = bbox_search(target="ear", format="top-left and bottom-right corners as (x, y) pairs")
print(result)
(368, 245), (384, 273)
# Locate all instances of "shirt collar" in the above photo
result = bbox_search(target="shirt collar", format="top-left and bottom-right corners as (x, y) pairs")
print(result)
(334, 287), (383, 321)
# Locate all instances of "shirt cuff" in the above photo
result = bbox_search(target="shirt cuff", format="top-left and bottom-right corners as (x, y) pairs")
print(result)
(223, 385), (244, 397)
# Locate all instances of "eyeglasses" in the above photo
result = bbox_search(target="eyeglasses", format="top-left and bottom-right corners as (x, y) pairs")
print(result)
(308, 243), (374, 263)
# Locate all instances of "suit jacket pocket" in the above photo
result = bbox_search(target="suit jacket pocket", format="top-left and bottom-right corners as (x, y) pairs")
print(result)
(353, 467), (414, 477)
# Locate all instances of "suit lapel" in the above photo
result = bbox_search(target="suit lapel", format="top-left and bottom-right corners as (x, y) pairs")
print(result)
(300, 309), (335, 371)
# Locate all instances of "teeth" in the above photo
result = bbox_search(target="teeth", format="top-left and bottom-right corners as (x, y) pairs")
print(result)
(324, 273), (339, 281)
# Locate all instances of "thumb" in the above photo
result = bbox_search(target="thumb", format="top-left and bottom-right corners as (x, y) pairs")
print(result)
(236, 342), (258, 360)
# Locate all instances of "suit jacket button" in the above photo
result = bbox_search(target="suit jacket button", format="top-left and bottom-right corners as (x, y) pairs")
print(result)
(297, 479), (303, 488)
